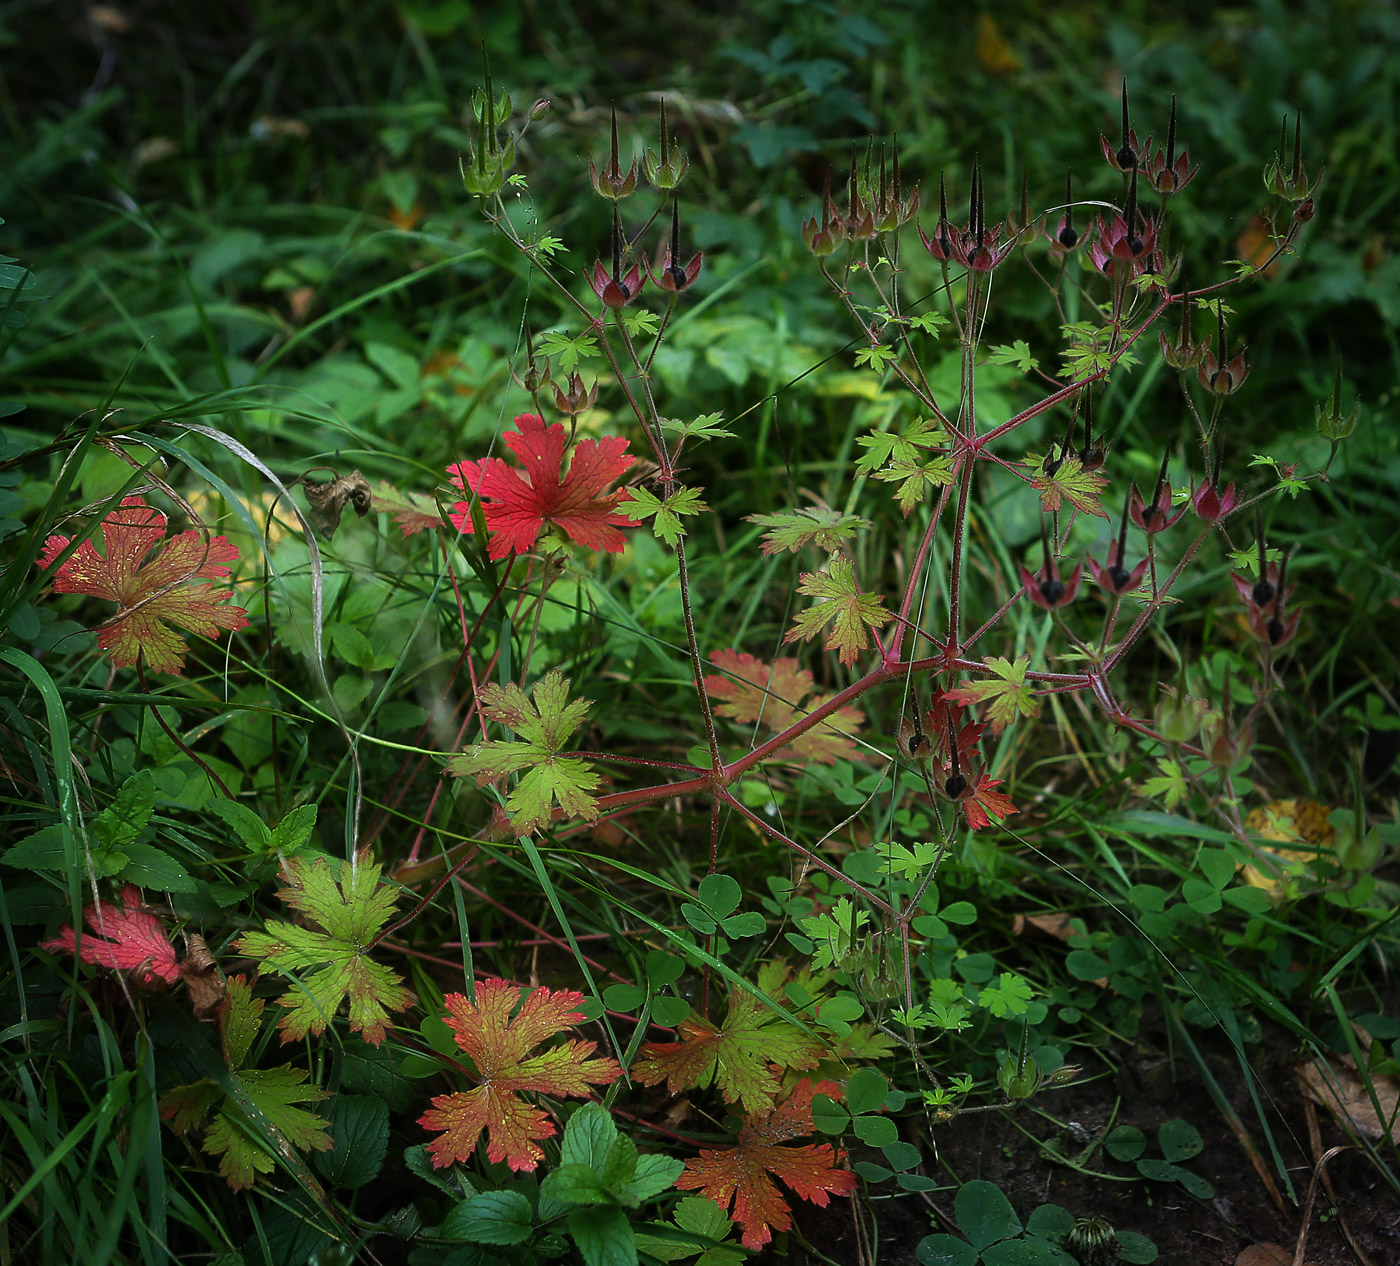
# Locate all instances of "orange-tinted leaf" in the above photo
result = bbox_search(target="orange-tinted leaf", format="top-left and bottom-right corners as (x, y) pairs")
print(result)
(705, 649), (866, 765)
(1029, 453), (1109, 518)
(960, 771), (1019, 831)
(675, 1078), (856, 1250)
(371, 480), (441, 537)
(41, 882), (180, 985)
(633, 984), (823, 1113)
(38, 496), (248, 675)
(419, 978), (623, 1172)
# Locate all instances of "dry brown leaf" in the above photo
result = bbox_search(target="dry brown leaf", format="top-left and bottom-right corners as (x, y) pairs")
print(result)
(1297, 1057), (1400, 1142)
(1011, 911), (1075, 942)
(1234, 1243), (1318, 1266)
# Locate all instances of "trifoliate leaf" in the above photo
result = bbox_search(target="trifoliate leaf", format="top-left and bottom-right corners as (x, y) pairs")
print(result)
(705, 649), (866, 764)
(855, 416), (948, 476)
(660, 413), (734, 441)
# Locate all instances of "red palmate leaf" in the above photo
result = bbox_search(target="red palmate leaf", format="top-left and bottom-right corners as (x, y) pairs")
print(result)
(41, 882), (180, 985)
(675, 1078), (856, 1251)
(956, 770), (1019, 831)
(447, 413), (635, 559)
(705, 649), (867, 765)
(419, 978), (623, 1172)
(38, 496), (249, 675)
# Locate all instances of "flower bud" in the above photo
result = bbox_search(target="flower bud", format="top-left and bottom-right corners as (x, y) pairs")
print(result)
(552, 372), (597, 416)
(998, 1052), (1040, 1100)
(1154, 686), (1207, 744)
(528, 98), (551, 122)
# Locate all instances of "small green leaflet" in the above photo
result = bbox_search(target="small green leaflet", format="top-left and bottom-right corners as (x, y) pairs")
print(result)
(745, 505), (869, 556)
(854, 344), (898, 372)
(905, 311), (948, 336)
(447, 669), (601, 836)
(873, 454), (955, 515)
(1029, 452), (1109, 518)
(855, 416), (948, 477)
(984, 341), (1038, 374)
(783, 557), (891, 668)
(1226, 544), (1283, 571)
(947, 655), (1039, 734)
(1249, 454), (1309, 498)
(880, 840), (943, 882)
(539, 330), (598, 375)
(621, 484), (709, 546)
(979, 972), (1034, 1019)
(158, 976), (331, 1191)
(1141, 759), (1188, 810)
(660, 412), (734, 442)
(623, 309), (661, 338)
(235, 850), (415, 1045)
(1058, 321), (1138, 380)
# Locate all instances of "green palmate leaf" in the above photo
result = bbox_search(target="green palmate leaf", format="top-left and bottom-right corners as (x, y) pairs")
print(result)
(621, 484), (709, 546)
(660, 412), (734, 441)
(539, 330), (598, 374)
(854, 343), (898, 371)
(446, 669), (601, 836)
(783, 557), (890, 668)
(235, 850), (415, 1044)
(158, 976), (332, 1191)
(855, 416), (948, 476)
(948, 655), (1039, 734)
(91, 769), (156, 849)
(1029, 452), (1109, 518)
(873, 454), (955, 515)
(624, 309), (662, 338)
(984, 340), (1039, 374)
(746, 505), (869, 556)
(1141, 759), (1188, 809)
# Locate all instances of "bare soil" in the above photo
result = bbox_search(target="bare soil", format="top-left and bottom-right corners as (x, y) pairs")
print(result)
(787, 1036), (1400, 1266)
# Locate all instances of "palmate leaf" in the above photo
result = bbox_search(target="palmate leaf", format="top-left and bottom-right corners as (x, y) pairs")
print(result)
(1029, 452), (1109, 518)
(620, 484), (709, 546)
(783, 557), (891, 667)
(675, 1078), (856, 1251)
(447, 669), (601, 836)
(872, 454), (955, 515)
(37, 495), (249, 675)
(40, 881), (180, 985)
(159, 976), (331, 1191)
(419, 979), (622, 1172)
(371, 480), (442, 537)
(746, 505), (869, 556)
(947, 655), (1040, 734)
(705, 649), (867, 765)
(447, 413), (634, 558)
(235, 850), (414, 1045)
(854, 416), (948, 475)
(633, 983), (823, 1113)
